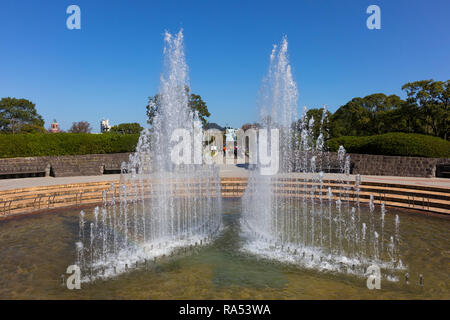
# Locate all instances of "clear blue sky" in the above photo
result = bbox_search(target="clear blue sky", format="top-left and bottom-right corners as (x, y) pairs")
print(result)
(1, 0), (449, 132)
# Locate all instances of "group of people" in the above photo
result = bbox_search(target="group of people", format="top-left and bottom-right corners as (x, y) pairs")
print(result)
(222, 145), (238, 157)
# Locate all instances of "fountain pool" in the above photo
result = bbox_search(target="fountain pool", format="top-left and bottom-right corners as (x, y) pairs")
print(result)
(0, 30), (447, 300)
(0, 198), (448, 299)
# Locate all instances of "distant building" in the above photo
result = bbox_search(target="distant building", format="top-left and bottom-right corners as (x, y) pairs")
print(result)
(49, 119), (60, 133)
(100, 119), (111, 133)
(205, 122), (225, 131)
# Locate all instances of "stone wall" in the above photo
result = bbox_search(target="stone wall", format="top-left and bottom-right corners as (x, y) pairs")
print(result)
(326, 153), (450, 178)
(348, 153), (450, 178)
(0, 152), (448, 178)
(292, 151), (449, 178)
(0, 153), (131, 178)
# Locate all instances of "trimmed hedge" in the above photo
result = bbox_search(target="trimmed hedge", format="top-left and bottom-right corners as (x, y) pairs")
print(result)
(2, 132), (448, 159)
(0, 133), (139, 158)
(328, 133), (450, 158)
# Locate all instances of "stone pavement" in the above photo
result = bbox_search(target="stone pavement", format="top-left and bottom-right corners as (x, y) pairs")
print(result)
(0, 174), (121, 191)
(0, 164), (448, 192)
(218, 164), (450, 188)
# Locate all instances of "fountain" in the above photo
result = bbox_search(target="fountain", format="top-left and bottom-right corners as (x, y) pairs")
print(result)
(241, 36), (407, 280)
(72, 32), (410, 285)
(1, 30), (447, 299)
(74, 30), (222, 281)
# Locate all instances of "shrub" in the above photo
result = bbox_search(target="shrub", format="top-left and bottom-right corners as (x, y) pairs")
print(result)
(0, 133), (139, 158)
(328, 133), (450, 158)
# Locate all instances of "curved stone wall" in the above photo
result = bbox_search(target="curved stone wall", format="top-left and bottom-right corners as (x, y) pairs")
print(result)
(0, 152), (448, 178)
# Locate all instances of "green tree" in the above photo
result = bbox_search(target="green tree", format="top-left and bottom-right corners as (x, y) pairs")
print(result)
(109, 122), (143, 134)
(330, 93), (405, 137)
(304, 108), (332, 141)
(388, 101), (422, 134)
(0, 97), (45, 133)
(292, 108), (332, 149)
(330, 97), (371, 137)
(402, 80), (449, 140)
(146, 87), (211, 127)
(188, 92), (210, 127)
(20, 124), (47, 133)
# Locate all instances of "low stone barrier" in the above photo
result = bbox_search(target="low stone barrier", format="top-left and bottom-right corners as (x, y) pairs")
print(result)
(292, 152), (449, 178)
(348, 153), (450, 178)
(0, 153), (131, 178)
(0, 152), (448, 178)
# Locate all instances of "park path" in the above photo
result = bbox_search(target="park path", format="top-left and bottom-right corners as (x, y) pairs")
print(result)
(0, 164), (449, 192)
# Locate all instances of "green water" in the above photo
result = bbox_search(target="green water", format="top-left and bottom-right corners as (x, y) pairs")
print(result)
(0, 199), (448, 299)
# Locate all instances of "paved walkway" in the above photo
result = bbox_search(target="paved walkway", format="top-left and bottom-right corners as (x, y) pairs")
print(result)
(218, 165), (450, 188)
(0, 175), (121, 191)
(0, 165), (448, 192)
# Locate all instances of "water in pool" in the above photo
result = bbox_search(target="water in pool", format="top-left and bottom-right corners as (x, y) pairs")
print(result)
(0, 198), (448, 299)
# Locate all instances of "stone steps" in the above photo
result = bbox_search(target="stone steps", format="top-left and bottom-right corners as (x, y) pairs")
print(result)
(0, 177), (449, 218)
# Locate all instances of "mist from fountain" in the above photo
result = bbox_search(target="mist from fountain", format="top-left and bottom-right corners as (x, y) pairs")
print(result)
(241, 36), (407, 280)
(74, 30), (222, 282)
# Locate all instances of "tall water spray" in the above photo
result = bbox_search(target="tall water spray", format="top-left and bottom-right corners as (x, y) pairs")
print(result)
(242, 36), (297, 240)
(259, 37), (298, 172)
(74, 30), (222, 281)
(242, 36), (406, 280)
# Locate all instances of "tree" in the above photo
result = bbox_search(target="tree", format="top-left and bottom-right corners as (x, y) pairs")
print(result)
(69, 121), (92, 133)
(20, 124), (47, 133)
(402, 80), (449, 140)
(365, 94), (405, 134)
(109, 122), (143, 134)
(330, 93), (405, 137)
(188, 92), (210, 127)
(331, 97), (370, 137)
(0, 97), (45, 133)
(146, 94), (160, 127)
(241, 123), (261, 131)
(146, 87), (211, 127)
(304, 108), (332, 141)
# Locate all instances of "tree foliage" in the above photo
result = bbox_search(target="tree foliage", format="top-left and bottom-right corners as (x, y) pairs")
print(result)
(330, 93), (405, 137)
(189, 92), (210, 127)
(300, 108), (332, 142)
(402, 80), (449, 140)
(69, 121), (92, 133)
(146, 87), (210, 127)
(109, 122), (143, 134)
(0, 97), (45, 133)
(322, 80), (449, 141)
